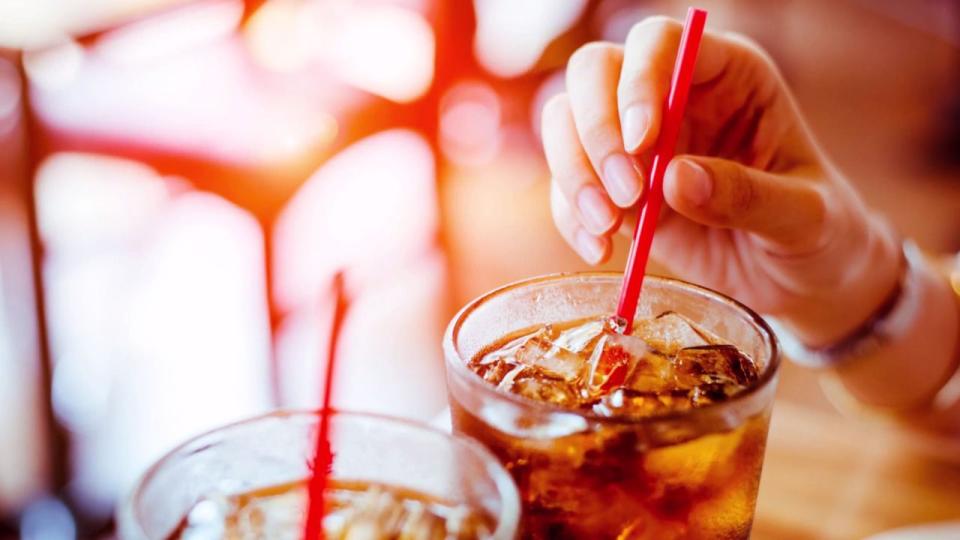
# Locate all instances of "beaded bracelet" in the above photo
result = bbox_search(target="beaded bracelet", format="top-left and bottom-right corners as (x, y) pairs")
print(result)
(787, 243), (960, 417)
(776, 242), (916, 369)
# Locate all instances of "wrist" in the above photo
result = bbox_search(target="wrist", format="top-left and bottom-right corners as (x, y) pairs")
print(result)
(782, 243), (960, 409)
(828, 250), (960, 410)
(778, 212), (902, 347)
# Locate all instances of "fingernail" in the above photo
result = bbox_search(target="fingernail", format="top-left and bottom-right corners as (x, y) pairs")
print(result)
(622, 106), (648, 152)
(676, 159), (713, 205)
(603, 154), (642, 206)
(577, 186), (616, 233)
(575, 229), (604, 264)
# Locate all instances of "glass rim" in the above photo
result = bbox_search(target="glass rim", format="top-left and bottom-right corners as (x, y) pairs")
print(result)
(119, 409), (521, 540)
(443, 272), (781, 426)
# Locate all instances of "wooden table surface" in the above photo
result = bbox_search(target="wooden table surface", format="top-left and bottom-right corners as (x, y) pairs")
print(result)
(751, 364), (960, 540)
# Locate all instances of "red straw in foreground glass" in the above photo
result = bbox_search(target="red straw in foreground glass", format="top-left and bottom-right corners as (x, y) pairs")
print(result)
(616, 7), (708, 331)
(303, 272), (348, 540)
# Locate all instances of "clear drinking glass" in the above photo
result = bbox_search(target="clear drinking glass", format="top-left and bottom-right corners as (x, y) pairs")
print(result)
(444, 273), (780, 539)
(117, 410), (520, 539)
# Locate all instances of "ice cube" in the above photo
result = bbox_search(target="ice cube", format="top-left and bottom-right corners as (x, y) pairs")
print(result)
(341, 488), (407, 539)
(583, 333), (646, 397)
(214, 485), (310, 538)
(511, 371), (580, 407)
(674, 345), (758, 387)
(478, 327), (550, 364)
(496, 364), (525, 391)
(688, 383), (730, 406)
(642, 425), (745, 487)
(475, 356), (518, 385)
(552, 319), (605, 352)
(181, 495), (229, 540)
(469, 315), (759, 419)
(343, 520), (381, 540)
(513, 332), (584, 382)
(607, 330), (652, 357)
(622, 351), (677, 394)
(397, 501), (447, 540)
(634, 312), (713, 354)
(441, 505), (471, 539)
(593, 388), (692, 417)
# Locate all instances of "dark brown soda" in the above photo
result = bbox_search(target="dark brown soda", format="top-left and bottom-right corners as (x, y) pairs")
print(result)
(452, 313), (770, 539)
(167, 479), (496, 539)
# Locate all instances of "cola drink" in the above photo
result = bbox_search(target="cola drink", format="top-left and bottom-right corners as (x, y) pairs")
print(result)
(444, 274), (780, 539)
(118, 411), (520, 540)
(168, 480), (494, 539)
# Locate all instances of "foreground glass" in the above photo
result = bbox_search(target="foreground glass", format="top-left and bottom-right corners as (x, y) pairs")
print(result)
(117, 410), (520, 539)
(444, 273), (780, 539)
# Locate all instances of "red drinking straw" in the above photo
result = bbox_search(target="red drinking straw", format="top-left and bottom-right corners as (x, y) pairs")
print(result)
(615, 7), (708, 332)
(304, 272), (348, 540)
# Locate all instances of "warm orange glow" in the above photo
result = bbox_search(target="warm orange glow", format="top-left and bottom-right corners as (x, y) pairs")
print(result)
(0, 59), (20, 137)
(2, 0), (957, 530)
(245, 0), (435, 102)
(440, 81), (501, 166)
(244, 0), (310, 72)
(474, 0), (587, 77)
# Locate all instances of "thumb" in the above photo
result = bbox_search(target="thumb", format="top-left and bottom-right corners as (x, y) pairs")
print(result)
(663, 155), (827, 251)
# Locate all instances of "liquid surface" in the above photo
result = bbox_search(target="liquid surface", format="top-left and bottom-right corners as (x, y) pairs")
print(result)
(169, 480), (494, 540)
(469, 312), (760, 417)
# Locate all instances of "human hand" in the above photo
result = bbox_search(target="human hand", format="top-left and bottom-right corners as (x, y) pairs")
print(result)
(542, 16), (901, 346)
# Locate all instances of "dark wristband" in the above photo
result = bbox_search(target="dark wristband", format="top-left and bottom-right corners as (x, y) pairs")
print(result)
(781, 242), (914, 369)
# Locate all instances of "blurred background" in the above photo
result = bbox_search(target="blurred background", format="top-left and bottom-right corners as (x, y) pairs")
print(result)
(0, 0), (958, 538)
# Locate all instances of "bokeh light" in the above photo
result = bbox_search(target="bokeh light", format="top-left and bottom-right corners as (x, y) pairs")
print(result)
(37, 153), (272, 518)
(274, 129), (447, 419)
(440, 81), (502, 166)
(27, 28), (339, 171)
(473, 0), (586, 77)
(274, 129), (438, 309)
(0, 55), (47, 517)
(92, 0), (242, 65)
(22, 40), (85, 91)
(246, 0), (435, 102)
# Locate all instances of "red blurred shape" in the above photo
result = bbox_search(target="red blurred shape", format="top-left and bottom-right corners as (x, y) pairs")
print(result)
(304, 272), (348, 540)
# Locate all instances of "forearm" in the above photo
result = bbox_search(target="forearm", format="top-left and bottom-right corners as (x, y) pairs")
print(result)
(821, 249), (960, 442)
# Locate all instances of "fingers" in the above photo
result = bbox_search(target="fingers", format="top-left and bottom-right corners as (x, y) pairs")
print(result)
(551, 181), (611, 264)
(663, 155), (827, 251)
(541, 93), (621, 236)
(617, 17), (750, 153)
(565, 42), (644, 207)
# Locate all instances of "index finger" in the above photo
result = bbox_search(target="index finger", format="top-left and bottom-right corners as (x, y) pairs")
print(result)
(617, 16), (736, 153)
